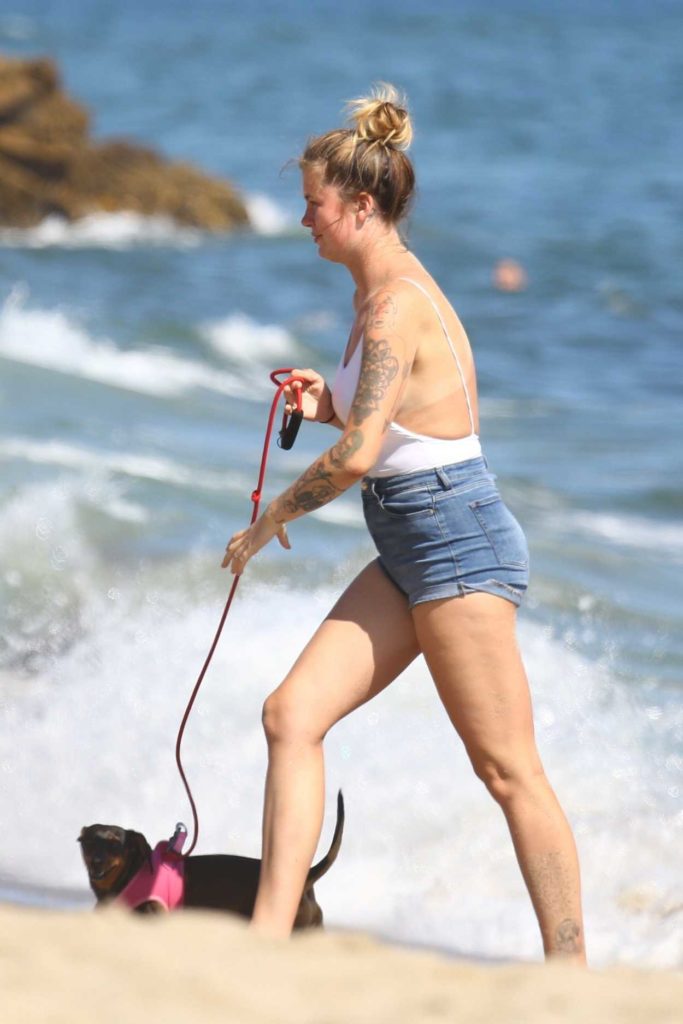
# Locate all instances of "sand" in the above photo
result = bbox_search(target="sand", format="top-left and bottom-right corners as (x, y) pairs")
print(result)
(1, 904), (681, 1024)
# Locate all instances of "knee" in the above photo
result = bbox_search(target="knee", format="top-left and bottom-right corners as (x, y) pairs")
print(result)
(261, 689), (322, 747)
(470, 749), (547, 806)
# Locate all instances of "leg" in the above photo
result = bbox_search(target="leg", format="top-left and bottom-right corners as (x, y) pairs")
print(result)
(412, 592), (586, 963)
(251, 560), (419, 937)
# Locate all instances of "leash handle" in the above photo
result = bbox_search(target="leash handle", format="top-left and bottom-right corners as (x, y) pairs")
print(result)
(175, 368), (305, 856)
(278, 410), (303, 450)
(269, 368), (304, 451)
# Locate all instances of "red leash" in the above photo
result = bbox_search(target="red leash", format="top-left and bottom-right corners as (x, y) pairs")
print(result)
(175, 369), (304, 856)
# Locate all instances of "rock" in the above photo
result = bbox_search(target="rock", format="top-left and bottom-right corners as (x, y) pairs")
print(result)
(0, 55), (58, 120)
(0, 53), (250, 231)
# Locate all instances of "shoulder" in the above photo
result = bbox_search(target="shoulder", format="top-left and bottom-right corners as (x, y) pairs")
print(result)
(364, 279), (422, 336)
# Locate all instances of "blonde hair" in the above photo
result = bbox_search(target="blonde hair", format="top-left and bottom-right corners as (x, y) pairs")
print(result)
(300, 83), (415, 224)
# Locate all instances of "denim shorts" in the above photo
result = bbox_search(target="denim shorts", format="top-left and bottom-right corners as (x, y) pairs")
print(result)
(361, 456), (529, 609)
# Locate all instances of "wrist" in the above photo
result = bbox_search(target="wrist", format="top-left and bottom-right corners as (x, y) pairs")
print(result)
(318, 387), (336, 424)
(264, 501), (287, 526)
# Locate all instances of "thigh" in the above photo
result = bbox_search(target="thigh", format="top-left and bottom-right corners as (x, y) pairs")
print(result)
(411, 592), (539, 767)
(274, 560), (420, 735)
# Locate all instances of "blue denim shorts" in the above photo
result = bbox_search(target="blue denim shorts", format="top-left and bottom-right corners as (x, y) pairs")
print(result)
(361, 457), (529, 609)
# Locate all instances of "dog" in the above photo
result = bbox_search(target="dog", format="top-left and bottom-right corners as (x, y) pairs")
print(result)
(78, 790), (344, 929)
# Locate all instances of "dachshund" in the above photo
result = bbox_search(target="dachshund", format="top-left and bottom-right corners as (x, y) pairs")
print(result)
(78, 790), (344, 929)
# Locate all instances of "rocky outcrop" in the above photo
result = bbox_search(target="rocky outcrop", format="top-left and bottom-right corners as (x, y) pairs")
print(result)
(0, 54), (250, 231)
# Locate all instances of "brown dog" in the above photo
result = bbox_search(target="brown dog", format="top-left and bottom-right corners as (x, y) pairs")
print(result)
(78, 791), (344, 929)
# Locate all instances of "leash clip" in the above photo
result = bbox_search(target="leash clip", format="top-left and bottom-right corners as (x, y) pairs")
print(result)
(168, 821), (188, 854)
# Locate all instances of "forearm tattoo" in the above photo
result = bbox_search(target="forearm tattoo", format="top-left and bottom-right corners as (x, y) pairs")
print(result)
(273, 429), (363, 519)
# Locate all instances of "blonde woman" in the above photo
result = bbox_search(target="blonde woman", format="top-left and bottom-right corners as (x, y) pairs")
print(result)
(223, 85), (585, 962)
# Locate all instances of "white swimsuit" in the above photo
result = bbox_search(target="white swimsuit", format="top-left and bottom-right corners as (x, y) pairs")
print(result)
(331, 276), (482, 478)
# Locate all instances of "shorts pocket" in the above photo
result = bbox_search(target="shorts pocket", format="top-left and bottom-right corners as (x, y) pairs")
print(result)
(469, 496), (529, 568)
(376, 486), (435, 520)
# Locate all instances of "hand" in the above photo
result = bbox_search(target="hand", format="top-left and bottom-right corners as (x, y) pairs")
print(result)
(221, 509), (291, 575)
(283, 368), (333, 422)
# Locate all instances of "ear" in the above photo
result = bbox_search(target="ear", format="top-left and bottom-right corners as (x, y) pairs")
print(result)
(125, 830), (153, 869)
(355, 191), (375, 224)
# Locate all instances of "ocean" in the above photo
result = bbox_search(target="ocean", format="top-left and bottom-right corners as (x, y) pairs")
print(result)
(0, 0), (681, 967)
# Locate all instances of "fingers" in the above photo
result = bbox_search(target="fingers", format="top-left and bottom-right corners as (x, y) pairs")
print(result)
(291, 367), (318, 383)
(223, 546), (247, 574)
(222, 529), (247, 572)
(221, 514), (290, 573)
(283, 378), (302, 414)
(277, 525), (291, 550)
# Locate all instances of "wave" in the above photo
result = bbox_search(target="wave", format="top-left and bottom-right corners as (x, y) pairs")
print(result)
(0, 437), (254, 497)
(199, 312), (301, 367)
(0, 580), (680, 967)
(572, 509), (683, 557)
(0, 286), (249, 399)
(0, 212), (204, 250)
(0, 194), (297, 249)
(0, 287), (306, 399)
(244, 192), (299, 236)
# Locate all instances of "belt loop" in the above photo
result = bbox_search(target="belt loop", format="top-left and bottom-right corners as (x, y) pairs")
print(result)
(435, 466), (451, 490)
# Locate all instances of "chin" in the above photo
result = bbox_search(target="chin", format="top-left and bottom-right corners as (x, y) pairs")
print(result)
(317, 244), (344, 265)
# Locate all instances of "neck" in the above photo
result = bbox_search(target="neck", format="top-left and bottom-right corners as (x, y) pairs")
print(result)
(344, 225), (417, 296)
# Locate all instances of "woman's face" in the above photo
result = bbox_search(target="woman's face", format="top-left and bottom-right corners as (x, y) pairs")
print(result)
(300, 165), (356, 263)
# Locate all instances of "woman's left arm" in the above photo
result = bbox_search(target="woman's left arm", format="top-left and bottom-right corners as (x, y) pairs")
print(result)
(223, 286), (416, 574)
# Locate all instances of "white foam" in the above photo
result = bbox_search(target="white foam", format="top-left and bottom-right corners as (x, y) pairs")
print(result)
(0, 576), (680, 968)
(310, 499), (364, 528)
(244, 192), (298, 236)
(0, 212), (203, 250)
(0, 286), (248, 399)
(0, 477), (151, 573)
(0, 436), (251, 495)
(573, 510), (683, 557)
(200, 312), (299, 366)
(0, 199), (296, 248)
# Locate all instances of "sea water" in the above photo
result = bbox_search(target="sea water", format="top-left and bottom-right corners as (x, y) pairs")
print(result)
(0, 0), (681, 967)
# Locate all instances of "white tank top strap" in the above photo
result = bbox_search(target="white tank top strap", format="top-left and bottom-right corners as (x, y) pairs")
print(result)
(397, 276), (476, 436)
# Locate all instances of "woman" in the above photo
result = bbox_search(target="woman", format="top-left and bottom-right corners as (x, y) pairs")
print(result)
(223, 85), (585, 962)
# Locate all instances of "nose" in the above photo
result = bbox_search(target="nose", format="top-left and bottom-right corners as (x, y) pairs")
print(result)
(301, 204), (312, 229)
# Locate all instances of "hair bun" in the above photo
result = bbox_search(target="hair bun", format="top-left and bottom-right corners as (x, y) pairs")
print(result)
(346, 82), (413, 151)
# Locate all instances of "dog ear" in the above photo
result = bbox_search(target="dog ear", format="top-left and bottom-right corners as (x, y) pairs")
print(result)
(125, 830), (153, 869)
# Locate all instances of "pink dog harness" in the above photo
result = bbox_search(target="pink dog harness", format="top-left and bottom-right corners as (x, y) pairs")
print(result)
(117, 826), (187, 911)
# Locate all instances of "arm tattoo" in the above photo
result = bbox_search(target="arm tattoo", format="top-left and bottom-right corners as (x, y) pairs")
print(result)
(276, 429), (364, 518)
(280, 462), (338, 515)
(368, 291), (398, 331)
(329, 428), (363, 469)
(350, 337), (399, 425)
(348, 290), (403, 426)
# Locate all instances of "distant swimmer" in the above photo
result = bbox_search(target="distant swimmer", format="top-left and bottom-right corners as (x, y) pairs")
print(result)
(222, 84), (586, 963)
(493, 258), (528, 292)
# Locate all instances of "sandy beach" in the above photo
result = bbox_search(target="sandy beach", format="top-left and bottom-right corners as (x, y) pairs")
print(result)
(1, 904), (681, 1024)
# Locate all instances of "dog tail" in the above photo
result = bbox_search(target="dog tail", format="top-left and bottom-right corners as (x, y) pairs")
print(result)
(306, 790), (344, 886)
